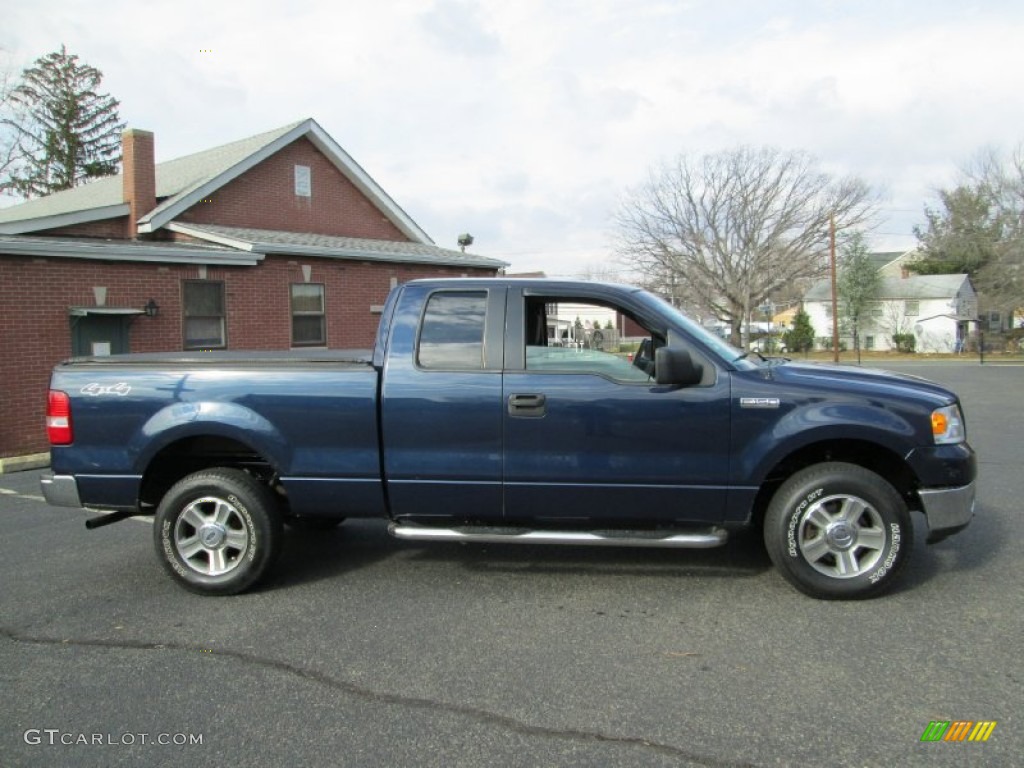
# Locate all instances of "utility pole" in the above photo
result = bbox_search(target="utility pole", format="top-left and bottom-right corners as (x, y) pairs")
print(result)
(829, 213), (839, 363)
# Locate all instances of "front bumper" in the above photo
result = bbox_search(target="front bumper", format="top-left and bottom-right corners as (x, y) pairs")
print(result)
(40, 473), (83, 509)
(919, 480), (976, 544)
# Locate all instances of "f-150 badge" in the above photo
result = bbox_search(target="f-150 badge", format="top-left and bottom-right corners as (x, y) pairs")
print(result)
(740, 397), (780, 409)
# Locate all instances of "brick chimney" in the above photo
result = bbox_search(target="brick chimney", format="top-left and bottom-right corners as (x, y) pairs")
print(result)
(122, 129), (155, 238)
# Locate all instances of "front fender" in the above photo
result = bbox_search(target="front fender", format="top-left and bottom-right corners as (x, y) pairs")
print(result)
(734, 402), (919, 486)
(131, 401), (292, 474)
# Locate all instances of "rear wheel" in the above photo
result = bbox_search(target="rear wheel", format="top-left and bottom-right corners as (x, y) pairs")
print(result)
(154, 468), (283, 595)
(764, 462), (912, 599)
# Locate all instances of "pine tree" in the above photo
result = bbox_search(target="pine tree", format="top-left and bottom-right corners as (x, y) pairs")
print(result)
(784, 309), (815, 354)
(837, 231), (881, 358)
(910, 185), (1001, 277)
(5, 45), (124, 197)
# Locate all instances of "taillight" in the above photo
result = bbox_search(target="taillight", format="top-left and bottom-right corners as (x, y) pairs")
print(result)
(47, 390), (73, 445)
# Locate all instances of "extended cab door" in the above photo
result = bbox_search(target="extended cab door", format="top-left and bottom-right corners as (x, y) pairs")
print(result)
(380, 283), (506, 524)
(502, 286), (731, 525)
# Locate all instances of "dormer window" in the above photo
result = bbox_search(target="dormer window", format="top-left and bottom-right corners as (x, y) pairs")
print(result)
(294, 164), (311, 197)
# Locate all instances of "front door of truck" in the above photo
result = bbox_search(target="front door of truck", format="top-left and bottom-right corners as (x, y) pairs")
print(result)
(502, 289), (731, 525)
(381, 283), (507, 524)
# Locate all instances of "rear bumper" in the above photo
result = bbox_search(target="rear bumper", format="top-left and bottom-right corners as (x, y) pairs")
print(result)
(40, 473), (83, 509)
(919, 480), (976, 544)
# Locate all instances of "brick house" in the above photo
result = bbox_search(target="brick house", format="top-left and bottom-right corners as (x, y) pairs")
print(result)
(0, 118), (506, 464)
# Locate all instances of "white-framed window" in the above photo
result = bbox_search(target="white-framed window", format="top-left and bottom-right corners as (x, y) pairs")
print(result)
(294, 164), (311, 197)
(183, 280), (226, 349)
(905, 300), (919, 316)
(291, 283), (326, 347)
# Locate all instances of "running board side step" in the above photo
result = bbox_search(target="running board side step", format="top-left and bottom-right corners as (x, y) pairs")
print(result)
(388, 524), (728, 549)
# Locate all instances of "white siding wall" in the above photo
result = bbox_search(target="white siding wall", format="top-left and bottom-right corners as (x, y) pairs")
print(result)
(911, 298), (962, 352)
(804, 290), (975, 352)
(803, 300), (836, 349)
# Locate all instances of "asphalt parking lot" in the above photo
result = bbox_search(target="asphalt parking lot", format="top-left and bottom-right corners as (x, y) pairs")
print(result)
(1, 362), (1021, 767)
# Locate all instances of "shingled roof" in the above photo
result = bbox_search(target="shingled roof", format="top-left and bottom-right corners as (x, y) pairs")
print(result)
(0, 233), (258, 265)
(804, 273), (972, 302)
(169, 223), (508, 269)
(0, 119), (508, 270)
(0, 119), (433, 244)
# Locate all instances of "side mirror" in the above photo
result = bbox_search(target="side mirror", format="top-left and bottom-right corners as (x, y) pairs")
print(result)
(632, 337), (656, 376)
(655, 346), (703, 387)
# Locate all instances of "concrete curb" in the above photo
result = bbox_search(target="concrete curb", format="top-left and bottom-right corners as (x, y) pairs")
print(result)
(0, 453), (50, 474)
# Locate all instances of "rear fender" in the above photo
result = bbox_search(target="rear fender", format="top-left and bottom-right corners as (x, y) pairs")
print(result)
(131, 401), (291, 474)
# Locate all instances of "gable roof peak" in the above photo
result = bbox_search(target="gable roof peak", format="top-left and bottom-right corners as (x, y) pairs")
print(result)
(0, 118), (433, 245)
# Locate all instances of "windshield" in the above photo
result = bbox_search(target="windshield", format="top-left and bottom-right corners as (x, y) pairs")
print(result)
(635, 290), (759, 370)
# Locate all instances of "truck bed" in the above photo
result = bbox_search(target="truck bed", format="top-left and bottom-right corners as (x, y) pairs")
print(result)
(48, 350), (383, 518)
(57, 348), (374, 368)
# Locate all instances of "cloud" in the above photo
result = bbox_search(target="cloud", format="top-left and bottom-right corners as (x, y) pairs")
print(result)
(3, 0), (1024, 273)
(418, 0), (502, 57)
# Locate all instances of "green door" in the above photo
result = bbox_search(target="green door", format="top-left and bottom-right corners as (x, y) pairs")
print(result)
(71, 314), (131, 357)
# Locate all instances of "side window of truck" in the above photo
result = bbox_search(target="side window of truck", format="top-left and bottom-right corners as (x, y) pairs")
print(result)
(418, 291), (488, 370)
(523, 297), (658, 383)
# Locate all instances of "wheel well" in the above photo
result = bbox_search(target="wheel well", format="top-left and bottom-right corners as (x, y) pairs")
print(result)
(139, 436), (282, 511)
(749, 440), (920, 529)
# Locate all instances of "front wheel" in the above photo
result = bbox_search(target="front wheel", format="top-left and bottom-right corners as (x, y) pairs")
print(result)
(763, 462), (912, 599)
(154, 468), (283, 595)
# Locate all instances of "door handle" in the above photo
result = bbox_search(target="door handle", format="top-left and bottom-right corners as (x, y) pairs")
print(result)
(508, 393), (547, 418)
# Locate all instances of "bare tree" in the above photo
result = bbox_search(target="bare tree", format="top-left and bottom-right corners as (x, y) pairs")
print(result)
(969, 146), (1024, 313)
(576, 263), (625, 283)
(914, 145), (1024, 315)
(880, 294), (913, 339)
(614, 147), (878, 345)
(0, 50), (25, 199)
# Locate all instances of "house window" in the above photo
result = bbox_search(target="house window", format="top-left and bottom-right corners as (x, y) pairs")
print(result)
(865, 335), (875, 350)
(291, 283), (326, 347)
(294, 165), (311, 197)
(905, 300), (919, 316)
(183, 280), (225, 349)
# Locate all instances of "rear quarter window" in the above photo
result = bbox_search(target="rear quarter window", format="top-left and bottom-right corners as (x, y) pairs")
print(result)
(417, 292), (487, 370)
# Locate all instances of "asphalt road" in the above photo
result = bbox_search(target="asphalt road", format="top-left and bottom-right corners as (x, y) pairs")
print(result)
(2, 362), (1022, 767)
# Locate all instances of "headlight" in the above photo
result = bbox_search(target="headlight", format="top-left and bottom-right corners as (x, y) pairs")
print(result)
(932, 404), (965, 445)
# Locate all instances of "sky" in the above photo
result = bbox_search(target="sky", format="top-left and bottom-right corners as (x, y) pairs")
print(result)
(4, 0), (1024, 277)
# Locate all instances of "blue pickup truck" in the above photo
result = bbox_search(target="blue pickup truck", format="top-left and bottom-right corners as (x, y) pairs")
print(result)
(41, 279), (976, 599)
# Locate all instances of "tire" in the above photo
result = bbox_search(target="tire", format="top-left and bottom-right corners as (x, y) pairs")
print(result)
(154, 468), (283, 595)
(763, 462), (912, 599)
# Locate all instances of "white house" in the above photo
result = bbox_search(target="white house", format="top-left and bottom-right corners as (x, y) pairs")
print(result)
(803, 272), (977, 353)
